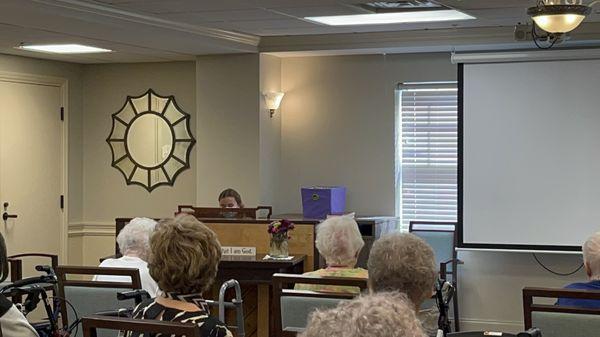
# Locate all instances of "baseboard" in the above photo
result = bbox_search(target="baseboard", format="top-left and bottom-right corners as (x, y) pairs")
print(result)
(458, 318), (523, 333)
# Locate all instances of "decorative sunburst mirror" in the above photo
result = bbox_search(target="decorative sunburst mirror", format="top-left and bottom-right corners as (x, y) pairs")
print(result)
(107, 89), (195, 192)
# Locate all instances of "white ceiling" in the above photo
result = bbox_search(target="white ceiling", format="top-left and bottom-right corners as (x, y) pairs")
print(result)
(1, 0), (600, 63)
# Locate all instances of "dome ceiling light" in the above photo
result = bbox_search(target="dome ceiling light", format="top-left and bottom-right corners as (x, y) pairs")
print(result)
(527, 0), (594, 34)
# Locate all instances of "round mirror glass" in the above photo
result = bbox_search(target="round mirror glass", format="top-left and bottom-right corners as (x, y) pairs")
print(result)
(126, 114), (173, 167)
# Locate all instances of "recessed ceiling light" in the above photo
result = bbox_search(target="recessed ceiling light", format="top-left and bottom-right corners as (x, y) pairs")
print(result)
(17, 44), (112, 54)
(305, 9), (475, 26)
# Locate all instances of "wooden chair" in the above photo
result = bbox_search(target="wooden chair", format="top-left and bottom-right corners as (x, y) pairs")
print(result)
(523, 287), (600, 337)
(56, 266), (142, 337)
(82, 315), (201, 337)
(272, 273), (368, 337)
(6, 253), (59, 303)
(448, 329), (541, 337)
(7, 253), (59, 281)
(448, 333), (516, 337)
(410, 221), (463, 331)
(177, 205), (273, 220)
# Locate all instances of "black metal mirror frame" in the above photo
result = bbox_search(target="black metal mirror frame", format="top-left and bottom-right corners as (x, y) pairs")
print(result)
(106, 89), (196, 192)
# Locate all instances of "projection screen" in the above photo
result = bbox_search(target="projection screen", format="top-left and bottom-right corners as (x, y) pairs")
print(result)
(459, 58), (600, 251)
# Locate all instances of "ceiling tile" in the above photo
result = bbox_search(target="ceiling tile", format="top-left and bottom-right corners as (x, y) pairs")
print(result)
(101, 0), (261, 14)
(267, 5), (363, 18)
(163, 9), (285, 24)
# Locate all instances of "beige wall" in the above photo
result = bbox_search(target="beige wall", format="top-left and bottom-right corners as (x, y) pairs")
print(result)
(69, 61), (197, 265)
(278, 52), (585, 331)
(81, 61), (197, 221)
(259, 54), (282, 207)
(195, 54), (261, 207)
(279, 53), (454, 216)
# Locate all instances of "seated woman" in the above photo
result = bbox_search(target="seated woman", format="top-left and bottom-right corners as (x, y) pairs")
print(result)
(94, 217), (160, 298)
(0, 233), (39, 337)
(126, 214), (232, 337)
(557, 232), (600, 308)
(300, 292), (426, 337)
(368, 233), (438, 336)
(218, 188), (244, 208)
(295, 215), (367, 294)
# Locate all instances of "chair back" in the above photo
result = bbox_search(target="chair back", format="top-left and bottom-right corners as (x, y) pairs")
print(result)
(272, 273), (368, 337)
(7, 253), (59, 281)
(448, 333), (516, 337)
(82, 315), (201, 337)
(409, 222), (457, 277)
(176, 205), (273, 219)
(523, 287), (600, 337)
(6, 253), (59, 303)
(57, 266), (142, 337)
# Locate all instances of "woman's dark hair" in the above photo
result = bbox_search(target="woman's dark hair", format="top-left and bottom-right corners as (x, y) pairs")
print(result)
(218, 188), (244, 208)
(0, 233), (9, 283)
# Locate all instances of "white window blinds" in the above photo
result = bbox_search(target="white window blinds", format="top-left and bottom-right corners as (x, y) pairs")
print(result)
(396, 83), (458, 231)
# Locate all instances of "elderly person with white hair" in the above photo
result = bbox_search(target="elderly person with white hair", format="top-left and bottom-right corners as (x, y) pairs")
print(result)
(300, 292), (426, 337)
(295, 215), (366, 294)
(368, 233), (438, 336)
(557, 232), (600, 308)
(94, 217), (160, 297)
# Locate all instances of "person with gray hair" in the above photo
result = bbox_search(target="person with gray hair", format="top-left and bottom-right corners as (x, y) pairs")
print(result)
(300, 292), (426, 337)
(295, 215), (367, 294)
(94, 217), (160, 297)
(368, 233), (436, 308)
(557, 231), (600, 308)
(368, 233), (438, 336)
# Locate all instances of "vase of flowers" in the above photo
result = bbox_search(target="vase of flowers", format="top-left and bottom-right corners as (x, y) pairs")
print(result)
(268, 219), (295, 258)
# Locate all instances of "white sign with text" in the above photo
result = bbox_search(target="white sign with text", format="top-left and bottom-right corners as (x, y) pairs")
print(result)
(221, 246), (256, 256)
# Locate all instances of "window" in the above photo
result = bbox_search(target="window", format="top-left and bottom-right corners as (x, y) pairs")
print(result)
(395, 82), (458, 231)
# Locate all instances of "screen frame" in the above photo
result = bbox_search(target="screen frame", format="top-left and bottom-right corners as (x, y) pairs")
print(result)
(456, 62), (581, 252)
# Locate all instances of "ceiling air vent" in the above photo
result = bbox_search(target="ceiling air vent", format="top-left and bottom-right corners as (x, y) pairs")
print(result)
(357, 1), (448, 13)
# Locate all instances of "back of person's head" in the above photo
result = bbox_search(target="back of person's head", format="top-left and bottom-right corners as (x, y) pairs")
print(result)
(367, 233), (436, 307)
(148, 214), (221, 295)
(315, 215), (365, 267)
(583, 232), (600, 280)
(117, 217), (157, 260)
(300, 292), (426, 337)
(218, 188), (244, 208)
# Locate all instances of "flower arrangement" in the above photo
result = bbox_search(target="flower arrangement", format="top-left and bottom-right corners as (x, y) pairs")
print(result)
(268, 219), (295, 258)
(267, 219), (295, 238)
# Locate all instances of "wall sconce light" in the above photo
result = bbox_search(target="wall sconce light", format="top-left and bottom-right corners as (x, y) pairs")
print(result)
(263, 92), (285, 118)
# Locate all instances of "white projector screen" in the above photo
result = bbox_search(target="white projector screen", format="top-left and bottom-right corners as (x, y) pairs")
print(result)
(460, 59), (600, 251)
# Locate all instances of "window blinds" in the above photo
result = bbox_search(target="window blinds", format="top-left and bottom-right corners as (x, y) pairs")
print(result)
(397, 84), (458, 231)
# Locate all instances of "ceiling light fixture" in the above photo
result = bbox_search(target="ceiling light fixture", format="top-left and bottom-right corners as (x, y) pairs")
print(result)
(305, 9), (475, 26)
(17, 44), (112, 54)
(527, 0), (594, 34)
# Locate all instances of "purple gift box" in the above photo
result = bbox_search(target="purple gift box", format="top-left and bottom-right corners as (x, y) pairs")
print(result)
(301, 186), (346, 219)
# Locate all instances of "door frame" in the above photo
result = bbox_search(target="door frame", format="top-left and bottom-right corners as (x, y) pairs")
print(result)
(0, 71), (69, 262)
